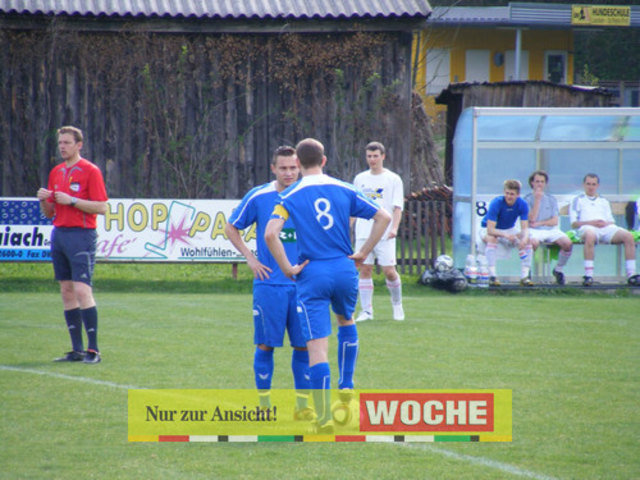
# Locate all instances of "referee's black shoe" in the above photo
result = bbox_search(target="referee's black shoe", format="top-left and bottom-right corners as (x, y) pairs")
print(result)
(83, 349), (101, 364)
(54, 351), (86, 362)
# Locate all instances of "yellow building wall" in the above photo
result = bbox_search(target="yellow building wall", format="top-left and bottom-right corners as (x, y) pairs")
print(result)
(413, 27), (574, 118)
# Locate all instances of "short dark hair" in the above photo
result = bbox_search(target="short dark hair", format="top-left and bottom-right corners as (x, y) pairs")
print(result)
(57, 126), (83, 143)
(295, 138), (324, 168)
(528, 170), (548, 187)
(584, 173), (600, 183)
(365, 141), (385, 155)
(272, 145), (295, 164)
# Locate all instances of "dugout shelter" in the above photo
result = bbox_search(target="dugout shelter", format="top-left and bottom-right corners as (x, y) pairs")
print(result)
(452, 107), (640, 282)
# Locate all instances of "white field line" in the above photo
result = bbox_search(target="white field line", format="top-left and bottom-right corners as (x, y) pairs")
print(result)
(0, 365), (142, 390)
(404, 443), (560, 480)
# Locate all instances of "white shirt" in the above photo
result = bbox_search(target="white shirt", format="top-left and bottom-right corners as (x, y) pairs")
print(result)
(569, 193), (614, 225)
(353, 168), (404, 239)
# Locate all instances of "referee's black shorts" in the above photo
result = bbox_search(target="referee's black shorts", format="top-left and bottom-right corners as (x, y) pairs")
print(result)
(51, 227), (97, 285)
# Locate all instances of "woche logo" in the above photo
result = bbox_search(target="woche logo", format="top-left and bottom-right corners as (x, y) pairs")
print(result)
(360, 392), (494, 432)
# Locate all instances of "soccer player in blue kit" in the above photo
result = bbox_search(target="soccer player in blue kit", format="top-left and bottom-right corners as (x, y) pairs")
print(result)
(225, 146), (314, 421)
(477, 179), (533, 286)
(265, 138), (391, 433)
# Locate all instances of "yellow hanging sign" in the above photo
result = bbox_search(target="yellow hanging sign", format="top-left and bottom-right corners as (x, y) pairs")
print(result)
(571, 5), (631, 26)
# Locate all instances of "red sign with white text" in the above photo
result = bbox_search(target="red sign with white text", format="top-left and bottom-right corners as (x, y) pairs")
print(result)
(360, 392), (494, 432)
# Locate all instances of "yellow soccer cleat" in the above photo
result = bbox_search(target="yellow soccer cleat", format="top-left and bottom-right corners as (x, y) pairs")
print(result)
(293, 407), (317, 422)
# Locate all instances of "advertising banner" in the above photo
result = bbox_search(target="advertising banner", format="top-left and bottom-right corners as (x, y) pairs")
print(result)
(128, 389), (512, 443)
(0, 197), (254, 262)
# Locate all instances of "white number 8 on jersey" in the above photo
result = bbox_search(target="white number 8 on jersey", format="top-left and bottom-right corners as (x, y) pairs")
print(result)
(314, 198), (334, 230)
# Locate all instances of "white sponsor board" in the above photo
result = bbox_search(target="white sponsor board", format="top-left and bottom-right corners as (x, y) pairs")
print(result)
(0, 198), (255, 262)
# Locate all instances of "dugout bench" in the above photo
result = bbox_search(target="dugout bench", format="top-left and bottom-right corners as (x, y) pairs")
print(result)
(535, 200), (640, 283)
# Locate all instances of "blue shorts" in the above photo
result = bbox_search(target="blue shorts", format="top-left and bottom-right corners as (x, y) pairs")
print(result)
(253, 284), (306, 348)
(51, 227), (97, 286)
(295, 257), (358, 341)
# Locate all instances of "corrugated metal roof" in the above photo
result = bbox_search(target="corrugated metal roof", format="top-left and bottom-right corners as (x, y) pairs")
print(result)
(0, 0), (432, 19)
(510, 3), (571, 25)
(428, 6), (510, 25)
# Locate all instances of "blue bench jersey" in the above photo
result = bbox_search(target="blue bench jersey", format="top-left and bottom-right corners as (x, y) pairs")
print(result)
(273, 174), (380, 262)
(481, 196), (529, 229)
(228, 181), (297, 285)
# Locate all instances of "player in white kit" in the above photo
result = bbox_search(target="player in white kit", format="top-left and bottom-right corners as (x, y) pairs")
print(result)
(352, 142), (405, 321)
(570, 173), (639, 286)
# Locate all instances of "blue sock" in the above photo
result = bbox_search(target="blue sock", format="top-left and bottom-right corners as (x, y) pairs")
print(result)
(291, 349), (311, 390)
(254, 348), (274, 408)
(81, 306), (99, 352)
(291, 349), (311, 409)
(310, 362), (331, 423)
(64, 308), (84, 352)
(337, 324), (359, 390)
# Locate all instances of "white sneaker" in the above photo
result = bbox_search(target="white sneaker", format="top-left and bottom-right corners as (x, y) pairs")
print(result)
(392, 304), (405, 321)
(355, 311), (373, 322)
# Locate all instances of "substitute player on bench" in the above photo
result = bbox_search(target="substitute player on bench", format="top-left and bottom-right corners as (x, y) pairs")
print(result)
(570, 173), (640, 286)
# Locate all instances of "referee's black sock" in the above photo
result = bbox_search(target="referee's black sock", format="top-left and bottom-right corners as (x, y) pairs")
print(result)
(64, 308), (84, 352)
(81, 306), (99, 352)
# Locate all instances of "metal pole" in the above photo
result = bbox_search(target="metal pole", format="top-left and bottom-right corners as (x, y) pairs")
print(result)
(514, 28), (522, 81)
(471, 108), (478, 256)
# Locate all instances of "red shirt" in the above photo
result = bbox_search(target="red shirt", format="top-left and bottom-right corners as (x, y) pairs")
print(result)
(47, 158), (108, 229)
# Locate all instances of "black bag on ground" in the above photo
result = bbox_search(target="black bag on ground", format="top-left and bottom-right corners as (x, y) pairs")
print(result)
(419, 267), (468, 293)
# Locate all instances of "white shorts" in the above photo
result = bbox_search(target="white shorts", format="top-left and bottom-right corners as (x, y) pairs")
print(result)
(355, 237), (397, 266)
(476, 226), (522, 259)
(576, 224), (624, 244)
(529, 228), (569, 244)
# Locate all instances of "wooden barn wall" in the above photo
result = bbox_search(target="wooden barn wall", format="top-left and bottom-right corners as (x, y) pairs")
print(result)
(0, 28), (413, 199)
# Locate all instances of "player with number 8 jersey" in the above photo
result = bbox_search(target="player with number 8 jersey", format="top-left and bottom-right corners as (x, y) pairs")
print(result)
(266, 138), (391, 433)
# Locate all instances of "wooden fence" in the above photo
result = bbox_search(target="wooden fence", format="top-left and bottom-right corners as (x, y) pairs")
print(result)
(0, 29), (415, 199)
(397, 199), (449, 275)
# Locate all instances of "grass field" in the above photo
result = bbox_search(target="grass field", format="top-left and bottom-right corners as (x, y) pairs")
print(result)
(1, 263), (638, 479)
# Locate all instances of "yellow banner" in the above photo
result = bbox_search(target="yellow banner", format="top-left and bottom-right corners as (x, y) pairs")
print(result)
(572, 5), (631, 26)
(128, 389), (512, 442)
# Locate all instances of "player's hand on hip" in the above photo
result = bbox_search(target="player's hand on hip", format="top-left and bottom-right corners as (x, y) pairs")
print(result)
(349, 251), (366, 268)
(286, 259), (309, 280)
(248, 258), (272, 281)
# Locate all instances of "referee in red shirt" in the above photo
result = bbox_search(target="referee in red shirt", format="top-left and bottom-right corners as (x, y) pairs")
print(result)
(37, 126), (108, 364)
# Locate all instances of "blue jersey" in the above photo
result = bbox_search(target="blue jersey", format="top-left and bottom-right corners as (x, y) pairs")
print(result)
(481, 196), (529, 229)
(228, 181), (297, 285)
(273, 174), (380, 262)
